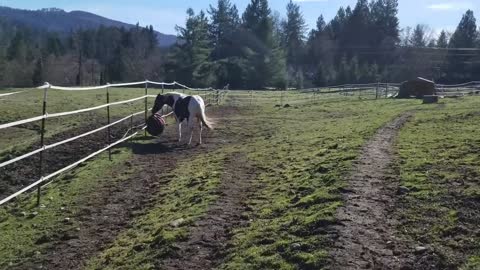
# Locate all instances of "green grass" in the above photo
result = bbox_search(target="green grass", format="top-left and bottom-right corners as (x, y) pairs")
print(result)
(0, 147), (133, 268)
(12, 91), (480, 269)
(85, 146), (229, 270)
(396, 97), (480, 268)
(82, 98), (420, 270)
(219, 99), (419, 269)
(0, 87), (151, 159)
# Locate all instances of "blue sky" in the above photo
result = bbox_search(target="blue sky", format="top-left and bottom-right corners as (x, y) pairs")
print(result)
(1, 0), (479, 36)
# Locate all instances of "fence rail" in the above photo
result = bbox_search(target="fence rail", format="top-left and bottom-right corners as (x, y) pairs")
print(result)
(0, 80), (219, 206)
(1, 79), (479, 206)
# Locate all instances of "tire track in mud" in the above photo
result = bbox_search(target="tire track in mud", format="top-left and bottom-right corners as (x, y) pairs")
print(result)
(160, 152), (257, 270)
(330, 113), (414, 270)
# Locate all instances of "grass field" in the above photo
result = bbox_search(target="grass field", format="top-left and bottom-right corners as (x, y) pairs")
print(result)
(0, 89), (479, 269)
(396, 97), (480, 269)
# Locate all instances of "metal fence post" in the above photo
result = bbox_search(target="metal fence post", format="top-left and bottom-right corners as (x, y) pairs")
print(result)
(161, 84), (164, 115)
(386, 83), (389, 98)
(106, 84), (112, 161)
(144, 81), (148, 136)
(37, 85), (49, 206)
(130, 114), (134, 141)
(376, 82), (379, 100)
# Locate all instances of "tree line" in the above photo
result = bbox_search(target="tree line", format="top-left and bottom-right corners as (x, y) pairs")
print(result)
(0, 19), (162, 87)
(0, 0), (479, 88)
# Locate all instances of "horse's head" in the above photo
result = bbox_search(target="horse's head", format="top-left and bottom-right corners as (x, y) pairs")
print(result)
(152, 94), (175, 115)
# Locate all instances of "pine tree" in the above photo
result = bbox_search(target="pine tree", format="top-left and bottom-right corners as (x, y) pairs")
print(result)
(411, 24), (427, 47)
(7, 31), (27, 61)
(167, 9), (213, 87)
(343, 0), (371, 53)
(242, 0), (286, 89)
(283, 0), (307, 87)
(208, 0), (240, 60)
(329, 7), (347, 40)
(437, 30), (449, 48)
(447, 10), (478, 82)
(32, 58), (43, 86)
(283, 0), (306, 64)
(450, 10), (477, 48)
(370, 0), (400, 47)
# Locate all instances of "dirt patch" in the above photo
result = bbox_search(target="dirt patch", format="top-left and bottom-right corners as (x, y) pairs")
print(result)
(10, 106), (236, 270)
(159, 152), (257, 270)
(0, 114), (143, 200)
(329, 113), (415, 269)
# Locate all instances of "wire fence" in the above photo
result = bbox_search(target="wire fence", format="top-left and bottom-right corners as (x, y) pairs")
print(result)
(0, 80), (220, 206)
(1, 79), (479, 206)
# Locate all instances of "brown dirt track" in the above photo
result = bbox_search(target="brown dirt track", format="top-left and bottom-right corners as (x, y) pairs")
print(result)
(160, 152), (257, 270)
(9, 107), (238, 270)
(330, 113), (415, 270)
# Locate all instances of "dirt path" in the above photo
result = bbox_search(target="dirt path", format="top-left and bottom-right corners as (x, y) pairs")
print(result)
(12, 107), (235, 270)
(330, 113), (414, 270)
(160, 152), (257, 270)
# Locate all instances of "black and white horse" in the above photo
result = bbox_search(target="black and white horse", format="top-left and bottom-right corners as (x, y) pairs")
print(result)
(152, 92), (211, 145)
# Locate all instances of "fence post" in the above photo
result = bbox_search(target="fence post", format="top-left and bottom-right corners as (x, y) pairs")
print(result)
(130, 114), (134, 141)
(216, 90), (219, 105)
(376, 82), (379, 100)
(161, 84), (164, 115)
(386, 83), (389, 98)
(37, 85), (49, 206)
(144, 81), (148, 136)
(106, 84), (112, 161)
(280, 90), (284, 106)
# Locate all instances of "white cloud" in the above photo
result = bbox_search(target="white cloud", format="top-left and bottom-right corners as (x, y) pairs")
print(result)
(427, 2), (473, 11)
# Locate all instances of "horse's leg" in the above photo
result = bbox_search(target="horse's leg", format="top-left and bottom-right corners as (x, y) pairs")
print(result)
(177, 122), (182, 142)
(198, 117), (203, 145)
(187, 118), (195, 145)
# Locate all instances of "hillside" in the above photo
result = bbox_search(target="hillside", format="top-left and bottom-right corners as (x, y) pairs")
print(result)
(0, 6), (177, 47)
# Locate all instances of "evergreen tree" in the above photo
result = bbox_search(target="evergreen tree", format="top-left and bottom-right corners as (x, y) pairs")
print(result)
(411, 24), (427, 47)
(447, 10), (478, 82)
(283, 0), (307, 87)
(371, 0), (400, 46)
(437, 30), (449, 48)
(450, 10), (477, 48)
(166, 9), (213, 87)
(7, 31), (27, 61)
(208, 0), (240, 60)
(283, 0), (306, 65)
(343, 0), (371, 54)
(242, 0), (286, 89)
(208, 0), (244, 88)
(32, 58), (43, 86)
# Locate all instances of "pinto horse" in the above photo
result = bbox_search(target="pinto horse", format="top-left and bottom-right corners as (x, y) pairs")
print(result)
(152, 92), (211, 145)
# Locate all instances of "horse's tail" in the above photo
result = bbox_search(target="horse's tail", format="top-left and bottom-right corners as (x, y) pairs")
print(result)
(200, 110), (213, 130)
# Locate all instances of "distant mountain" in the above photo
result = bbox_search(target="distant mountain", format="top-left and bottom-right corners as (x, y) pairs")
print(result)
(0, 6), (177, 47)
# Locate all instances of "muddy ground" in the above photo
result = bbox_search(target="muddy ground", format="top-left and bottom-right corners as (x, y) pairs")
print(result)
(0, 112), (144, 200)
(329, 113), (415, 270)
(11, 106), (240, 270)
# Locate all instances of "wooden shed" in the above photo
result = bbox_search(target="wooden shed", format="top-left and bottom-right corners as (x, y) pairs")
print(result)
(397, 77), (436, 98)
